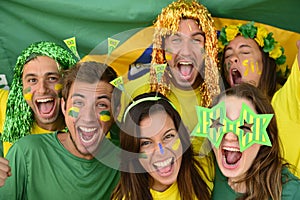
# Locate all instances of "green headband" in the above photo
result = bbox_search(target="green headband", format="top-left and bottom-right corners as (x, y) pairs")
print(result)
(191, 101), (273, 152)
(2, 41), (77, 143)
(123, 96), (177, 123)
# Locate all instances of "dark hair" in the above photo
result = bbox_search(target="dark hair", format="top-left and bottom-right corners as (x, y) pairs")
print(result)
(62, 61), (121, 117)
(111, 92), (211, 200)
(213, 83), (287, 200)
(219, 42), (277, 100)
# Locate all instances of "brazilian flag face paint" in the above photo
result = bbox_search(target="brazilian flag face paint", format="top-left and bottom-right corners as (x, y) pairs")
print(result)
(99, 110), (111, 122)
(68, 107), (80, 118)
(23, 87), (33, 101)
(191, 101), (273, 152)
(55, 83), (63, 98)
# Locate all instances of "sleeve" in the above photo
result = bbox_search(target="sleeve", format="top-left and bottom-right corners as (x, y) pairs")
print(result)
(272, 55), (300, 122)
(0, 143), (27, 200)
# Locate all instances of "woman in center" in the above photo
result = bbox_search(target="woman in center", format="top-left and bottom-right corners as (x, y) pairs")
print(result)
(111, 92), (212, 200)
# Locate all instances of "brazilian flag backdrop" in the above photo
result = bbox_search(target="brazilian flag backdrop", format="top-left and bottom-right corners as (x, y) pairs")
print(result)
(1, 0), (300, 88)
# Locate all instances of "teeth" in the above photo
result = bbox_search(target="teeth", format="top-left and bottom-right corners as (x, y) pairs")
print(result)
(79, 127), (97, 132)
(179, 61), (192, 65)
(37, 98), (53, 103)
(153, 158), (172, 168)
(223, 147), (240, 152)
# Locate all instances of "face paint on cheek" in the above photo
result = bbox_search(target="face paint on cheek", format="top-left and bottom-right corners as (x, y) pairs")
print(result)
(23, 87), (33, 101)
(158, 143), (164, 154)
(68, 107), (79, 118)
(54, 83), (63, 98)
(172, 138), (181, 151)
(99, 110), (111, 122)
(139, 152), (148, 159)
(242, 59), (250, 76)
(200, 47), (205, 54)
(165, 50), (172, 61)
(226, 62), (231, 72)
(255, 61), (262, 75)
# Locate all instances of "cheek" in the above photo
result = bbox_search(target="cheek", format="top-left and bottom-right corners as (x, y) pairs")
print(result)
(68, 107), (80, 118)
(99, 110), (111, 122)
(23, 87), (33, 101)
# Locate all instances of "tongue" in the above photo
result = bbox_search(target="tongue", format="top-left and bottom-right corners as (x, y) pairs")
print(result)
(225, 151), (242, 164)
(39, 102), (54, 114)
(180, 65), (192, 76)
(232, 71), (243, 84)
(158, 165), (172, 173)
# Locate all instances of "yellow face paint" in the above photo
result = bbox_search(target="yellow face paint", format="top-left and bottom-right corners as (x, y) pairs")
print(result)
(172, 138), (181, 151)
(68, 107), (79, 118)
(55, 83), (63, 91)
(242, 59), (249, 76)
(23, 87), (32, 101)
(165, 51), (172, 61)
(99, 110), (111, 122)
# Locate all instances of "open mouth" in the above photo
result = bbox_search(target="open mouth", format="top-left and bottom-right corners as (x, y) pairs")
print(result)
(152, 157), (174, 176)
(222, 147), (242, 168)
(36, 98), (56, 117)
(78, 126), (98, 146)
(177, 61), (194, 80)
(230, 68), (243, 86)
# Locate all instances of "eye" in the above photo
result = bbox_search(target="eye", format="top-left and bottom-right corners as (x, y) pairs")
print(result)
(26, 78), (37, 84)
(48, 76), (59, 82)
(239, 123), (253, 134)
(140, 140), (152, 147)
(97, 102), (109, 109)
(73, 100), (84, 107)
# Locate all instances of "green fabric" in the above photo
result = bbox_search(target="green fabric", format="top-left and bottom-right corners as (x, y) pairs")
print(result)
(1, 0), (299, 87)
(212, 164), (300, 200)
(0, 131), (120, 200)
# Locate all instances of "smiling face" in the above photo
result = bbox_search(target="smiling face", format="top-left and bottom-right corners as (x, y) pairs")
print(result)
(62, 80), (114, 159)
(213, 96), (261, 182)
(22, 56), (63, 130)
(224, 36), (263, 87)
(138, 111), (182, 192)
(164, 19), (205, 89)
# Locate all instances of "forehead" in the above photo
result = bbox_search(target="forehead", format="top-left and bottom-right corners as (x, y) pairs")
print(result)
(140, 111), (175, 137)
(221, 96), (256, 120)
(23, 56), (58, 74)
(69, 80), (113, 100)
(226, 35), (260, 50)
(177, 19), (202, 35)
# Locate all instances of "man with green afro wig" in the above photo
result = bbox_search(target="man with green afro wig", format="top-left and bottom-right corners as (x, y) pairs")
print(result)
(0, 41), (77, 158)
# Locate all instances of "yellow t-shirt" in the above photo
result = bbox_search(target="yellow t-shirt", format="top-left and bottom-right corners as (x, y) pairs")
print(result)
(150, 182), (182, 200)
(272, 55), (300, 177)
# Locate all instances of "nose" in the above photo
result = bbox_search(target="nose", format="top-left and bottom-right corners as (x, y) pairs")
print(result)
(229, 55), (239, 64)
(153, 142), (164, 155)
(179, 40), (192, 56)
(36, 80), (49, 94)
(80, 106), (98, 121)
(224, 132), (238, 142)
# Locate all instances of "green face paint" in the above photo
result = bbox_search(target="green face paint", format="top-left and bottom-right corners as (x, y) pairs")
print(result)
(99, 110), (111, 122)
(139, 152), (148, 159)
(68, 107), (79, 118)
(191, 102), (273, 152)
(23, 87), (32, 100)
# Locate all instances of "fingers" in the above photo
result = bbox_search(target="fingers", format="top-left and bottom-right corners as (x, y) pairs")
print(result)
(0, 157), (11, 187)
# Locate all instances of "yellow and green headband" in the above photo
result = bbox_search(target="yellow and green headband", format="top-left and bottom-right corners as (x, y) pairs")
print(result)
(218, 21), (286, 66)
(191, 101), (273, 152)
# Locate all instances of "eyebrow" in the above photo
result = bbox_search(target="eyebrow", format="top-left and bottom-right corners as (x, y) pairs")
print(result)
(71, 94), (111, 101)
(140, 128), (177, 140)
(173, 32), (205, 38)
(23, 72), (60, 79)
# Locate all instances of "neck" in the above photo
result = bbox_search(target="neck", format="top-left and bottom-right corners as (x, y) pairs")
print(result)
(35, 113), (65, 131)
(227, 177), (246, 193)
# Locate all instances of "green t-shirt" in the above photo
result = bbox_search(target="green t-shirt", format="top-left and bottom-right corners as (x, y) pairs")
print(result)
(212, 164), (300, 200)
(0, 131), (120, 200)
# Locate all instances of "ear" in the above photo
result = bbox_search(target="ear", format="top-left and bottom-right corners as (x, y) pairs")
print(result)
(61, 98), (66, 116)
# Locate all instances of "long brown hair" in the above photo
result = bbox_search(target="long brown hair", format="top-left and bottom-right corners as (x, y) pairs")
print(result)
(213, 83), (288, 200)
(111, 92), (211, 200)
